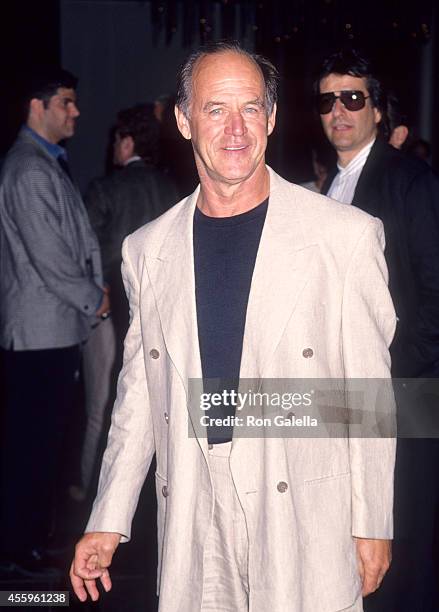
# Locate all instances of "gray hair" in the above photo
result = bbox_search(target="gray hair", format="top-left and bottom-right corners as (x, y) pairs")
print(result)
(176, 41), (279, 118)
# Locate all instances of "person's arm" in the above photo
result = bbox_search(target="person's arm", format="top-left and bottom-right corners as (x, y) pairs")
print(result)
(85, 178), (122, 284)
(70, 235), (155, 601)
(84, 179), (111, 239)
(392, 170), (439, 377)
(10, 165), (103, 315)
(342, 217), (397, 595)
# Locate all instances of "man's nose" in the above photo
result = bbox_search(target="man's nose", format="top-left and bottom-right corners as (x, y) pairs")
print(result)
(332, 98), (346, 117)
(70, 104), (80, 118)
(225, 112), (247, 136)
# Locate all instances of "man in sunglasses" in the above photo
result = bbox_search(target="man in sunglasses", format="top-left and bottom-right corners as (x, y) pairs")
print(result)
(317, 49), (439, 612)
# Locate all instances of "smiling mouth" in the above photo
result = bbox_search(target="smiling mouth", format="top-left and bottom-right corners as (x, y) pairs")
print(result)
(223, 145), (248, 151)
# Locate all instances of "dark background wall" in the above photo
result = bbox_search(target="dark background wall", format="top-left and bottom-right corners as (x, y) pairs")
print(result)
(0, 1), (60, 160)
(1, 0), (438, 192)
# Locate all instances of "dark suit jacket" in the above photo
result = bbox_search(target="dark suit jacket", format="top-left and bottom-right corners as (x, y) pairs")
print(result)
(85, 160), (178, 332)
(323, 138), (439, 378)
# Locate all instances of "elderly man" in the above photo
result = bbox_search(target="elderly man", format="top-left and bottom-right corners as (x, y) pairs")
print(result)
(317, 49), (439, 611)
(0, 67), (108, 574)
(71, 43), (396, 612)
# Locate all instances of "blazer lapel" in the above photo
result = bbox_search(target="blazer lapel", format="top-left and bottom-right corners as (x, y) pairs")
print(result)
(321, 166), (338, 196)
(144, 188), (202, 385)
(239, 169), (318, 379)
(352, 139), (386, 217)
(143, 188), (210, 453)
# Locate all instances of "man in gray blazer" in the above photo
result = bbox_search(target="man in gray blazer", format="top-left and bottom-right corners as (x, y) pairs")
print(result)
(0, 67), (109, 574)
(71, 44), (395, 611)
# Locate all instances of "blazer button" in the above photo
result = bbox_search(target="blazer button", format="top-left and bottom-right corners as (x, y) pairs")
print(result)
(302, 347), (313, 358)
(164, 412), (169, 424)
(150, 348), (160, 359)
(162, 485), (169, 498)
(277, 481), (288, 493)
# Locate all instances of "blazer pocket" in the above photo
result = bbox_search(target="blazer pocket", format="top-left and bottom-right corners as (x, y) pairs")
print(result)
(304, 471), (350, 486)
(304, 471), (352, 543)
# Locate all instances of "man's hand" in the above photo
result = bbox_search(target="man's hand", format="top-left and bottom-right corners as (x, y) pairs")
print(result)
(70, 532), (121, 602)
(354, 537), (392, 596)
(96, 286), (110, 318)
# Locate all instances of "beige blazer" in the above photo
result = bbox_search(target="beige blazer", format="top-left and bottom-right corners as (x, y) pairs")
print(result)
(87, 167), (396, 612)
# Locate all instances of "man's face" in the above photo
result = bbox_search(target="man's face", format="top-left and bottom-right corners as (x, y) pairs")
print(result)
(175, 51), (276, 186)
(40, 87), (80, 143)
(319, 74), (381, 165)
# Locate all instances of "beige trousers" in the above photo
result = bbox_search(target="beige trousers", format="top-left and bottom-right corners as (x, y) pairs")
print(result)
(201, 442), (249, 611)
(201, 442), (363, 612)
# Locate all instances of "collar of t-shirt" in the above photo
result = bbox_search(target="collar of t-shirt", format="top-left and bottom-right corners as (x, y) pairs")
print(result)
(327, 138), (375, 205)
(194, 198), (268, 227)
(24, 125), (67, 161)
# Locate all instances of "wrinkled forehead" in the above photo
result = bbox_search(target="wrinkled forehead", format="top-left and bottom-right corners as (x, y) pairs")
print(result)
(191, 51), (266, 102)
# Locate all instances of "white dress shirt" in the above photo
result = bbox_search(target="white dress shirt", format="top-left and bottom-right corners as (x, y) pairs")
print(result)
(327, 139), (375, 204)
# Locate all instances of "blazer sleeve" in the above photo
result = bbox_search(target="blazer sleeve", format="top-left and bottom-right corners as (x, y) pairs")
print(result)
(84, 178), (113, 269)
(342, 218), (397, 538)
(86, 235), (155, 541)
(10, 165), (103, 315)
(393, 170), (439, 377)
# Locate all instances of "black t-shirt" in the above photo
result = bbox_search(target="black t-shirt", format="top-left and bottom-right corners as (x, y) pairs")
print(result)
(193, 199), (268, 443)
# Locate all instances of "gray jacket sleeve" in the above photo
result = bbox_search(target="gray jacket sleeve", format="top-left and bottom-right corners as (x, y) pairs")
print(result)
(9, 164), (103, 315)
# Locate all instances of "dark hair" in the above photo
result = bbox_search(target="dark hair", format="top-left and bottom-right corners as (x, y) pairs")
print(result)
(382, 92), (409, 142)
(24, 67), (78, 116)
(115, 103), (160, 162)
(314, 49), (385, 120)
(176, 40), (279, 117)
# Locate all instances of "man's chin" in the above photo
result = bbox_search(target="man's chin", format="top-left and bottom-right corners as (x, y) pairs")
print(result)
(209, 161), (265, 184)
(215, 169), (257, 186)
(332, 139), (355, 153)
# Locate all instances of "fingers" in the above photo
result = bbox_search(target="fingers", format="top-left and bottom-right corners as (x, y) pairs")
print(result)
(362, 570), (382, 596)
(84, 577), (101, 602)
(100, 568), (113, 593)
(70, 532), (120, 601)
(355, 537), (391, 597)
(69, 562), (89, 602)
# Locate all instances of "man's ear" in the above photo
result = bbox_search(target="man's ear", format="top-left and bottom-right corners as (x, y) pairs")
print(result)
(267, 103), (277, 136)
(121, 135), (135, 157)
(389, 125), (409, 150)
(373, 106), (382, 126)
(29, 97), (44, 119)
(174, 105), (191, 140)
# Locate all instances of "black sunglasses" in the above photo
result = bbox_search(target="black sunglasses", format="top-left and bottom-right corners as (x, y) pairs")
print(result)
(316, 90), (370, 115)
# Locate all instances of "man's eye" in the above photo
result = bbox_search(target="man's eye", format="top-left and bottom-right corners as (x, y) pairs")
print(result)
(244, 107), (259, 114)
(209, 108), (223, 116)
